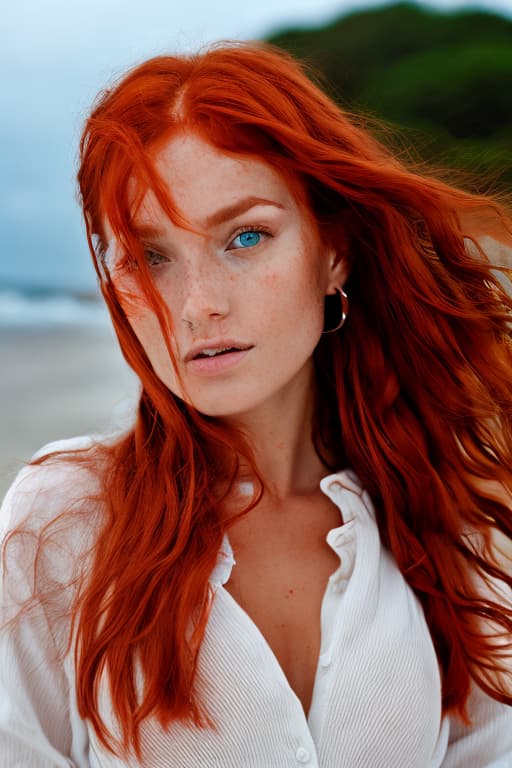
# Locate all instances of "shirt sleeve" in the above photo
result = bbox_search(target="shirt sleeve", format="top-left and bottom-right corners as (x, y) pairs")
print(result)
(441, 683), (512, 767)
(0, 448), (95, 767)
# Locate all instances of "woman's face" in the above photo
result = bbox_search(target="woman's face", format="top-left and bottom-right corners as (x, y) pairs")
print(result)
(107, 132), (347, 418)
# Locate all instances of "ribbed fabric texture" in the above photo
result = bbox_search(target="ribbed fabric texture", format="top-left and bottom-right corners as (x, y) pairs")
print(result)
(1, 437), (512, 767)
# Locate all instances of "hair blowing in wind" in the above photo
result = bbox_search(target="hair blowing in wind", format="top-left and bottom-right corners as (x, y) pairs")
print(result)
(54, 41), (512, 755)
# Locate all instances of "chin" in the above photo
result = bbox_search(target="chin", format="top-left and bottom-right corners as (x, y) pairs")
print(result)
(191, 400), (255, 419)
(184, 388), (269, 419)
(159, 384), (248, 418)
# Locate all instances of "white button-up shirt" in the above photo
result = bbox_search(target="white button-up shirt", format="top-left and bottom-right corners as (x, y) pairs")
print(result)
(1, 437), (511, 767)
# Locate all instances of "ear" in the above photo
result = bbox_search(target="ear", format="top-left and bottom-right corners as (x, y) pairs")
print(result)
(325, 248), (352, 295)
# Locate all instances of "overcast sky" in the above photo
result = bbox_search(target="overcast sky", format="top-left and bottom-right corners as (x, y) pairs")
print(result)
(2, 0), (511, 292)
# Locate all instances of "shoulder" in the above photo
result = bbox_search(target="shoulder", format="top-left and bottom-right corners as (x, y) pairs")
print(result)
(1, 434), (105, 537)
(0, 435), (115, 611)
(0, 436), (104, 763)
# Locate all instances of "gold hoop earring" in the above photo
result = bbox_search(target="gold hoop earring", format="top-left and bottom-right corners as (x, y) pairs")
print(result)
(322, 287), (348, 334)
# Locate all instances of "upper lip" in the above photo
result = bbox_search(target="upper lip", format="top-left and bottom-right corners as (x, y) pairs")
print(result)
(184, 339), (254, 362)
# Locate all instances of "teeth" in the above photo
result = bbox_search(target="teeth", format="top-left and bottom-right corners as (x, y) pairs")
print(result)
(200, 346), (237, 357)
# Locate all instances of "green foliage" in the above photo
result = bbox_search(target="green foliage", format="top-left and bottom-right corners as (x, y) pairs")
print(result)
(267, 2), (512, 189)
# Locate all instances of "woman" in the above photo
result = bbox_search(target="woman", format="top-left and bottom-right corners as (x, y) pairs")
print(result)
(1, 41), (512, 767)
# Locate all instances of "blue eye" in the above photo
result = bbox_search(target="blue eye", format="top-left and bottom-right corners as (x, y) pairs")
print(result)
(232, 230), (262, 249)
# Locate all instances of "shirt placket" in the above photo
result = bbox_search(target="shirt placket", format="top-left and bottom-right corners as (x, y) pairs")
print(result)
(307, 516), (357, 745)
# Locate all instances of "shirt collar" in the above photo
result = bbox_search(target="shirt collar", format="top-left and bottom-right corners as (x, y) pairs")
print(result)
(209, 469), (365, 587)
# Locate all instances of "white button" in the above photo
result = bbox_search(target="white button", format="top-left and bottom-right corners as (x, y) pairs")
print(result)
(296, 746), (310, 763)
(319, 652), (331, 668)
(331, 579), (347, 593)
(328, 480), (343, 493)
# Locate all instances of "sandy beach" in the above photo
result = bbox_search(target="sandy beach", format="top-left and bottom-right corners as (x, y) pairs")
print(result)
(0, 324), (139, 499)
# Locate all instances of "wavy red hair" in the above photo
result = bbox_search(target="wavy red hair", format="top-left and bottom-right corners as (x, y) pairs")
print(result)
(16, 41), (512, 756)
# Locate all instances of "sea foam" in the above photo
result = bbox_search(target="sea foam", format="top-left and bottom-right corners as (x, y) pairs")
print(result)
(0, 289), (110, 328)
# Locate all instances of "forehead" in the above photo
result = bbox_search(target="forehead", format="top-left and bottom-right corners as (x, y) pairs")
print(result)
(135, 131), (299, 228)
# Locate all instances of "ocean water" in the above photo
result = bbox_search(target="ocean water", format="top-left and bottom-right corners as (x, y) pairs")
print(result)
(0, 288), (110, 329)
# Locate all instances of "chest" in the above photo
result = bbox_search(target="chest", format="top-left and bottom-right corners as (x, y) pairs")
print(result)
(222, 495), (342, 719)
(92, 486), (445, 766)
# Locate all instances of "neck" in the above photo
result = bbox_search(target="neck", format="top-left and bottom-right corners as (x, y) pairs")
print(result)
(221, 363), (331, 502)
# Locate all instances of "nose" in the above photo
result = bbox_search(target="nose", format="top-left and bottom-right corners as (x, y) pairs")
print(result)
(180, 259), (230, 331)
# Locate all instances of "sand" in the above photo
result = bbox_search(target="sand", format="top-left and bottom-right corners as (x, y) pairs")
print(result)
(0, 324), (139, 499)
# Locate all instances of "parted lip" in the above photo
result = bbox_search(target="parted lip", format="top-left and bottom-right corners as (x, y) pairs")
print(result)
(184, 339), (254, 362)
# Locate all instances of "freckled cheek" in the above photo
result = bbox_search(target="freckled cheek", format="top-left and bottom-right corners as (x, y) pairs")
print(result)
(114, 296), (181, 377)
(258, 268), (323, 333)
(257, 272), (283, 322)
(111, 272), (178, 329)
(109, 274), (149, 320)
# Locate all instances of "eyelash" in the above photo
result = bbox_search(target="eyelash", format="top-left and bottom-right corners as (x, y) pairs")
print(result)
(227, 225), (272, 250)
(143, 249), (169, 267)
(118, 224), (274, 272)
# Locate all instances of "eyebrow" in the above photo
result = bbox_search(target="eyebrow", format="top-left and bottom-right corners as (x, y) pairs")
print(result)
(132, 196), (285, 240)
(203, 196), (285, 228)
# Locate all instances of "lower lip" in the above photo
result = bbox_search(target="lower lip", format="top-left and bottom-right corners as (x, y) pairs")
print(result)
(186, 348), (253, 376)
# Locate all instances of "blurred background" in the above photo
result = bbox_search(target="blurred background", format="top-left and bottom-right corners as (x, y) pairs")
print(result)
(1, 0), (512, 496)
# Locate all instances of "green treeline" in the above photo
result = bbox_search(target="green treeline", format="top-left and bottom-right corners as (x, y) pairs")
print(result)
(267, 1), (512, 190)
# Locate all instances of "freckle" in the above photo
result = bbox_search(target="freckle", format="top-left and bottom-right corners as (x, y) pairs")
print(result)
(287, 588), (295, 597)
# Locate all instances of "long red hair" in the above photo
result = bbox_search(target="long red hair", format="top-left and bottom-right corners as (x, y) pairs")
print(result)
(18, 41), (512, 755)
